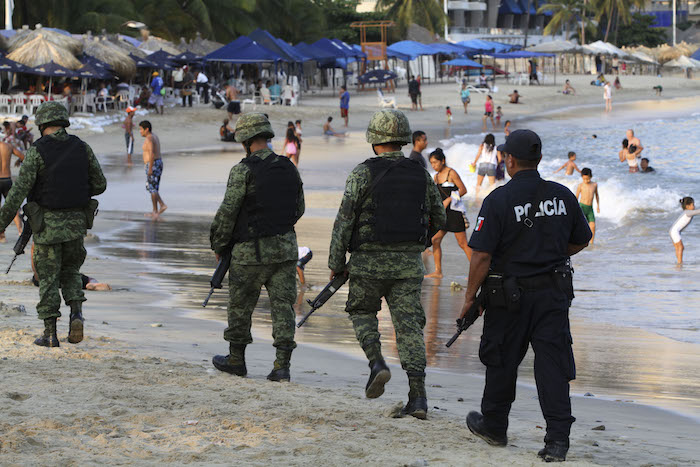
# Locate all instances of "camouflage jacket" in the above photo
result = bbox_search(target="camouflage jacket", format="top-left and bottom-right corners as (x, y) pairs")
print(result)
(210, 148), (305, 265)
(0, 129), (107, 244)
(328, 151), (446, 278)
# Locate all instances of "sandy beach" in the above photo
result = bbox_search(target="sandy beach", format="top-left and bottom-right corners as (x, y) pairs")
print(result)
(2, 74), (700, 465)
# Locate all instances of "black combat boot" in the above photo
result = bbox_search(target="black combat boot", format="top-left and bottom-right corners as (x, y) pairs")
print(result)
(401, 397), (428, 419)
(402, 371), (427, 419)
(34, 318), (59, 348)
(365, 359), (391, 399)
(67, 302), (84, 344)
(267, 368), (291, 382)
(466, 411), (508, 447)
(212, 344), (247, 376)
(538, 439), (569, 462)
(267, 347), (292, 382)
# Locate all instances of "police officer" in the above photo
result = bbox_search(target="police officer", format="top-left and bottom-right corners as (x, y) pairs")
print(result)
(328, 109), (445, 418)
(460, 130), (591, 461)
(0, 101), (107, 347)
(210, 113), (304, 382)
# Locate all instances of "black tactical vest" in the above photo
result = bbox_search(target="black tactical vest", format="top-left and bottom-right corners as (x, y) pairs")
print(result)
(30, 134), (90, 210)
(231, 153), (300, 243)
(349, 157), (428, 251)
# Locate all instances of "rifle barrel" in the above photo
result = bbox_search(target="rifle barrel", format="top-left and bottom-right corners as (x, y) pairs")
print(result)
(5, 256), (17, 274)
(296, 307), (316, 328)
(202, 288), (215, 307)
(445, 330), (462, 348)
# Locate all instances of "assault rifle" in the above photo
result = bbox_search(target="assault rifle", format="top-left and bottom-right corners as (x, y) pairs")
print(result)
(5, 212), (32, 274)
(296, 273), (348, 328)
(445, 289), (484, 348)
(202, 250), (232, 307)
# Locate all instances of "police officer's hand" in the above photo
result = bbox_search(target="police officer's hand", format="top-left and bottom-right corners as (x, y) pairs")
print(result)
(460, 295), (484, 320)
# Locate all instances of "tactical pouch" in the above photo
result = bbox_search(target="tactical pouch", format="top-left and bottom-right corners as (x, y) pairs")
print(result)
(483, 275), (506, 310)
(84, 199), (99, 230)
(553, 265), (575, 302)
(503, 276), (521, 313)
(24, 201), (45, 234)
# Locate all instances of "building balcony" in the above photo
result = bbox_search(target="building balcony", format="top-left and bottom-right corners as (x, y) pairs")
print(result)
(448, 1), (488, 10)
(449, 26), (544, 35)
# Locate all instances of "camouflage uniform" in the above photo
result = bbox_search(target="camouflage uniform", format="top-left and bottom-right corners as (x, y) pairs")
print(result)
(0, 102), (106, 346)
(210, 113), (304, 375)
(328, 110), (445, 401)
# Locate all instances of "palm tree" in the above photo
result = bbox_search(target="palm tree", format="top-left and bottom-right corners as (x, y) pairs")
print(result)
(592, 0), (644, 43)
(375, 0), (446, 37)
(538, 0), (588, 41)
(254, 0), (326, 43)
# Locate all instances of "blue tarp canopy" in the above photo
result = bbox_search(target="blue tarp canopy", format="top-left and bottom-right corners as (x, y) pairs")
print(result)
(119, 34), (141, 47)
(442, 58), (483, 68)
(312, 38), (359, 69)
(294, 42), (336, 65)
(518, 0), (537, 14)
(458, 39), (518, 53)
(499, 0), (523, 14)
(387, 40), (437, 60)
(692, 48), (700, 61)
(428, 43), (479, 56)
(249, 28), (307, 62)
(387, 48), (412, 61)
(486, 51), (555, 58)
(205, 37), (284, 63)
(334, 39), (365, 58)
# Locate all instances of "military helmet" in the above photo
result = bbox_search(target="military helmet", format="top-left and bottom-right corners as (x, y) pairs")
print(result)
(366, 109), (412, 145)
(35, 101), (70, 128)
(234, 112), (274, 143)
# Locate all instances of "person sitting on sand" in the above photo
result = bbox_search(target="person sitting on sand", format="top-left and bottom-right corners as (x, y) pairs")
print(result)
(576, 168), (600, 244)
(555, 151), (581, 176)
(31, 244), (111, 291)
(614, 76), (622, 90)
(670, 197), (700, 264)
(323, 117), (345, 137)
(508, 90), (521, 104)
(562, 80), (576, 95)
(640, 158), (655, 173)
(220, 119), (235, 142)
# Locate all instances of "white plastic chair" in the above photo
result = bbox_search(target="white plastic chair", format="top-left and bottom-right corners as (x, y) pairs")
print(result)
(11, 94), (26, 114)
(0, 95), (12, 113)
(241, 98), (256, 111)
(116, 90), (130, 109)
(83, 94), (96, 113)
(282, 85), (296, 106)
(376, 89), (396, 109)
(71, 95), (85, 113)
(27, 95), (45, 114)
(191, 90), (201, 105)
(95, 94), (114, 112)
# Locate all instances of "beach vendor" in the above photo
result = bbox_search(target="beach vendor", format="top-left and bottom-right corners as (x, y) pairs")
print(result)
(210, 113), (305, 383)
(328, 109), (445, 419)
(0, 102), (106, 347)
(461, 129), (591, 462)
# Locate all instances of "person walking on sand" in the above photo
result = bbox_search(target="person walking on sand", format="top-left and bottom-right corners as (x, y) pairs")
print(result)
(139, 121), (167, 219)
(0, 102), (106, 348)
(328, 109), (445, 418)
(210, 113), (305, 382)
(282, 127), (300, 166)
(482, 95), (496, 131)
(471, 134), (501, 194)
(408, 76), (419, 111)
(604, 81), (612, 112)
(123, 107), (135, 165)
(576, 168), (600, 244)
(409, 130), (427, 169)
(0, 140), (25, 242)
(339, 85), (350, 127)
(460, 81), (470, 114)
(149, 72), (164, 115)
(425, 148), (472, 279)
(670, 197), (700, 264)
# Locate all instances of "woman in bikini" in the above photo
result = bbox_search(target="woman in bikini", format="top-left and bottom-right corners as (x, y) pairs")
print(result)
(425, 148), (472, 279)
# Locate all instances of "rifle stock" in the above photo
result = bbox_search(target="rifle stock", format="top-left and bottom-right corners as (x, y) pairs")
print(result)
(297, 273), (348, 328)
(5, 213), (32, 274)
(202, 251), (232, 307)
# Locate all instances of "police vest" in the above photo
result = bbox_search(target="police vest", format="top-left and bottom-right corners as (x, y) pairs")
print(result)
(231, 153), (300, 243)
(30, 134), (90, 210)
(349, 157), (428, 251)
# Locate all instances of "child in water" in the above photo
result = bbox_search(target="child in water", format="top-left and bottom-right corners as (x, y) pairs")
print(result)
(554, 151), (581, 176)
(495, 106), (503, 126)
(576, 168), (600, 244)
(670, 197), (700, 264)
(446, 106), (452, 124)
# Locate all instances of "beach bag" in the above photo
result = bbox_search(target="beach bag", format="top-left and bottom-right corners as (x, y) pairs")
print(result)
(159, 88), (166, 96)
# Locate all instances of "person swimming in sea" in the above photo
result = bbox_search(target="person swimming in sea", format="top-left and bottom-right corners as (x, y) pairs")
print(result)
(670, 197), (700, 264)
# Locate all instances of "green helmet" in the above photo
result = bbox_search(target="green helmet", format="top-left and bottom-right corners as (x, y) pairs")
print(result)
(35, 101), (70, 128)
(365, 109), (412, 145)
(234, 112), (274, 143)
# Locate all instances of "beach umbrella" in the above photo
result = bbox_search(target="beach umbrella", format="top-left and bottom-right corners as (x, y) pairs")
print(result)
(0, 55), (29, 73)
(82, 37), (136, 79)
(26, 61), (76, 98)
(173, 51), (203, 65)
(526, 40), (582, 54)
(8, 33), (82, 69)
(138, 36), (181, 55)
(663, 55), (700, 69)
(80, 54), (113, 71)
(149, 49), (178, 62)
(130, 53), (158, 69)
(75, 63), (112, 80)
(9, 24), (83, 55)
(358, 69), (398, 84)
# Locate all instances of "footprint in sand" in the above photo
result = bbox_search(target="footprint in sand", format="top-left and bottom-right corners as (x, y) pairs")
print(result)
(6, 392), (31, 401)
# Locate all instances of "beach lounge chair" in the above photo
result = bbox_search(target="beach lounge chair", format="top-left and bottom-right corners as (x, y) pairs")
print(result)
(377, 89), (396, 109)
(466, 84), (488, 94)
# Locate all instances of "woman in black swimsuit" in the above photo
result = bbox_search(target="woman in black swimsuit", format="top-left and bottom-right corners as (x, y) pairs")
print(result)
(425, 148), (472, 279)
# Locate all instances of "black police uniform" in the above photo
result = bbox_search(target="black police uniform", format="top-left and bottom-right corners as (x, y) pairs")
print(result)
(468, 166), (592, 443)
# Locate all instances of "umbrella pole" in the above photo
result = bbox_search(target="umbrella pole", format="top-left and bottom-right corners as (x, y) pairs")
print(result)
(49, 77), (53, 100)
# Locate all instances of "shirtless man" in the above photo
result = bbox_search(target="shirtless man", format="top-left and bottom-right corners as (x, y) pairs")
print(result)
(225, 84), (240, 120)
(139, 120), (167, 219)
(0, 141), (25, 242)
(626, 129), (643, 157)
(576, 168), (600, 244)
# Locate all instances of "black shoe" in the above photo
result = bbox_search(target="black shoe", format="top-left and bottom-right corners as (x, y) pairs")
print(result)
(67, 304), (84, 344)
(267, 368), (290, 382)
(365, 359), (391, 399)
(466, 411), (507, 447)
(34, 333), (60, 347)
(401, 397), (428, 419)
(212, 355), (247, 376)
(538, 440), (569, 462)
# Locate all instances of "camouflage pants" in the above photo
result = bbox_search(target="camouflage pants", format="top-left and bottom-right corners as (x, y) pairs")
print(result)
(346, 276), (426, 373)
(34, 238), (86, 320)
(224, 260), (297, 350)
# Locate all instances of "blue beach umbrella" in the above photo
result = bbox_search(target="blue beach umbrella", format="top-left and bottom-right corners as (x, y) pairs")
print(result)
(26, 61), (76, 98)
(442, 58), (483, 68)
(358, 69), (398, 84)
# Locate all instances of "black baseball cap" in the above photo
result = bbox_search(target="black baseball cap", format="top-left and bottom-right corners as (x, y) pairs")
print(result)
(497, 129), (542, 161)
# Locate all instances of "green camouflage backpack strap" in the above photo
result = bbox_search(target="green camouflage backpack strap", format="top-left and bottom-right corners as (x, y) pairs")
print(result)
(234, 112), (275, 143)
(35, 101), (70, 128)
(365, 109), (412, 145)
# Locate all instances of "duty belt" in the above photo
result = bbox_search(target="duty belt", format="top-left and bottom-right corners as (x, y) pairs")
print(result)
(517, 272), (556, 290)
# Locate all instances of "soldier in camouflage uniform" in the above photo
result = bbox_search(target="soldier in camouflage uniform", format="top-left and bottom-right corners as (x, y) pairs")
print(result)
(210, 113), (304, 382)
(328, 109), (446, 418)
(0, 101), (106, 347)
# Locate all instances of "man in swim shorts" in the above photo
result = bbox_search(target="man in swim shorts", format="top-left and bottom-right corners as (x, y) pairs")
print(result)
(576, 167), (600, 244)
(0, 140), (24, 242)
(139, 120), (167, 219)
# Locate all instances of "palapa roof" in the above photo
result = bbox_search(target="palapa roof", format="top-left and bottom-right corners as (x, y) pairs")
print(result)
(9, 24), (83, 55)
(106, 33), (148, 59)
(82, 36), (136, 79)
(138, 36), (181, 55)
(7, 33), (82, 69)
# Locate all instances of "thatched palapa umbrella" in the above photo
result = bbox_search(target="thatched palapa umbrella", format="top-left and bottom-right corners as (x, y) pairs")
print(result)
(9, 24), (83, 55)
(139, 36), (181, 55)
(7, 33), (82, 69)
(83, 36), (136, 79)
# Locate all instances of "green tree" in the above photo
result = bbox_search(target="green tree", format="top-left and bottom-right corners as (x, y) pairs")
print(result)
(253, 0), (326, 43)
(616, 12), (667, 47)
(538, 0), (589, 40)
(592, 0), (644, 43)
(374, 0), (445, 38)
